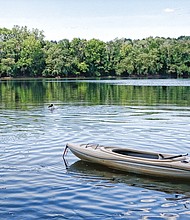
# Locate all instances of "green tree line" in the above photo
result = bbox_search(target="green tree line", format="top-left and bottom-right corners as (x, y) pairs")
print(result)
(1, 25), (190, 78)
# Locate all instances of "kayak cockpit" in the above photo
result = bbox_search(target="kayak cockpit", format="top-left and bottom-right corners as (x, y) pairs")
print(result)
(112, 149), (158, 159)
(112, 149), (189, 161)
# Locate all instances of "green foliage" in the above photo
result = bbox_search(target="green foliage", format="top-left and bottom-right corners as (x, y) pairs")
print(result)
(1, 26), (190, 78)
(84, 39), (107, 76)
(0, 26), (45, 77)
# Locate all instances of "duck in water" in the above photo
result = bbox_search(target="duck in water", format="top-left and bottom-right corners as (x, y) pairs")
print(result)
(48, 104), (55, 112)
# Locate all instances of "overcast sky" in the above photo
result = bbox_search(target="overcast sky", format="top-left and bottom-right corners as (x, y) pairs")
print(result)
(1, 0), (190, 41)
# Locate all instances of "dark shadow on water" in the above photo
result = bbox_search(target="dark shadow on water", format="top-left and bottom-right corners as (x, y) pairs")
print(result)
(64, 159), (190, 198)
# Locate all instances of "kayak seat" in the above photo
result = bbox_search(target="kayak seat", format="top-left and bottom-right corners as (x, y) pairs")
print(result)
(158, 153), (188, 160)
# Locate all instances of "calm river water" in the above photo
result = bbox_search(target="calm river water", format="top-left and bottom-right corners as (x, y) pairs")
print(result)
(0, 78), (190, 219)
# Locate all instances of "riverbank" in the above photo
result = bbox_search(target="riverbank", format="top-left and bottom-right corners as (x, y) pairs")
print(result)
(1, 73), (188, 81)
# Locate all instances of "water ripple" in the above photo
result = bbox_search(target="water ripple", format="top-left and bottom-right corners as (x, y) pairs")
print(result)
(1, 103), (190, 219)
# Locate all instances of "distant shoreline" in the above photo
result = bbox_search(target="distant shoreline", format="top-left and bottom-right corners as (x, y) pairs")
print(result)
(1, 75), (189, 81)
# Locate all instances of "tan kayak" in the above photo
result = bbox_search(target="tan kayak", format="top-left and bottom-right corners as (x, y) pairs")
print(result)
(64, 143), (190, 180)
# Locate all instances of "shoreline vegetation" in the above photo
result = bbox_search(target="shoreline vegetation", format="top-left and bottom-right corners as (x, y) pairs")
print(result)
(1, 25), (190, 79)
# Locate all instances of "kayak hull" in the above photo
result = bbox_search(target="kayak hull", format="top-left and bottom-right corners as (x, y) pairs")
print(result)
(65, 143), (190, 180)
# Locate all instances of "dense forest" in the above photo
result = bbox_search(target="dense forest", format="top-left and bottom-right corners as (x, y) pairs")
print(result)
(1, 26), (190, 78)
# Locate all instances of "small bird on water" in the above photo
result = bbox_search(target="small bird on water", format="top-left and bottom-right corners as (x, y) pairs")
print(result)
(48, 104), (55, 111)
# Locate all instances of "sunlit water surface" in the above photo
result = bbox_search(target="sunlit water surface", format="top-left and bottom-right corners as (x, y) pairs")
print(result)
(0, 79), (190, 219)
